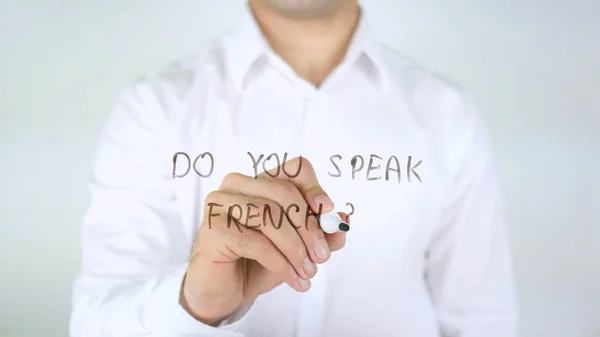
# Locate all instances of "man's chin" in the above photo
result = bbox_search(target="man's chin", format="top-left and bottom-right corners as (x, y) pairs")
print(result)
(263, 0), (345, 20)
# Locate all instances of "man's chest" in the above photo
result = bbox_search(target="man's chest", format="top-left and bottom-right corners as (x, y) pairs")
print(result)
(171, 91), (444, 263)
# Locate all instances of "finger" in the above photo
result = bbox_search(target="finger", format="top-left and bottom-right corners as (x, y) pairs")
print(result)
(221, 172), (331, 264)
(325, 232), (346, 252)
(245, 259), (300, 299)
(324, 211), (349, 252)
(206, 190), (317, 279)
(258, 156), (335, 214)
(258, 157), (333, 263)
(204, 190), (277, 232)
(214, 222), (311, 293)
(339, 212), (351, 225)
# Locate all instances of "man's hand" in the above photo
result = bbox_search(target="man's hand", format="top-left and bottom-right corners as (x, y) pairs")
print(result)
(180, 157), (348, 325)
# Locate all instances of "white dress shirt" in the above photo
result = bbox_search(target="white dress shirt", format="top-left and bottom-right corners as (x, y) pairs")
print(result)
(70, 5), (517, 337)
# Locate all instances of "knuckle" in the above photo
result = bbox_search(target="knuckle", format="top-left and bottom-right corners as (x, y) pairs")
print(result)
(330, 235), (346, 252)
(275, 258), (293, 276)
(309, 187), (326, 198)
(290, 156), (307, 166)
(274, 180), (298, 200)
(266, 199), (282, 213)
(222, 172), (242, 186)
(235, 234), (248, 252)
(294, 242), (308, 261)
(205, 190), (221, 204)
(286, 157), (300, 169)
(305, 215), (319, 229)
(247, 195), (263, 208)
(255, 236), (273, 254)
(298, 157), (313, 169)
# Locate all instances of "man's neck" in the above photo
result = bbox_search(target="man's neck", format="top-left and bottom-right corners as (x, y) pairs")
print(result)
(249, 0), (360, 87)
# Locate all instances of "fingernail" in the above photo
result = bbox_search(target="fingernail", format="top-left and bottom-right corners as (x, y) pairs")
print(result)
(297, 277), (311, 290)
(303, 257), (317, 276)
(314, 238), (330, 261)
(314, 195), (333, 211)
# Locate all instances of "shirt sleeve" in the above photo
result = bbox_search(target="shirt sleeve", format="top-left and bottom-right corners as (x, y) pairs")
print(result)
(69, 82), (252, 337)
(424, 92), (518, 337)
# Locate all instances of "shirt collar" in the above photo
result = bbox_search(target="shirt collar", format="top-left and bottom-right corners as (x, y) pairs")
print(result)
(345, 9), (390, 92)
(220, 4), (269, 92)
(220, 4), (389, 93)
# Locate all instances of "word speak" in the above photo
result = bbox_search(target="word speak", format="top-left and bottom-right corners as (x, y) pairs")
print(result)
(172, 152), (422, 183)
(329, 154), (422, 183)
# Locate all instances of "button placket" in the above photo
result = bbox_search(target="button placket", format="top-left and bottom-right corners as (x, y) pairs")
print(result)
(296, 92), (331, 337)
(305, 93), (329, 130)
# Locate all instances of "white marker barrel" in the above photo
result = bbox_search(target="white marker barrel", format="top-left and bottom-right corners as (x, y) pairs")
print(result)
(319, 212), (350, 234)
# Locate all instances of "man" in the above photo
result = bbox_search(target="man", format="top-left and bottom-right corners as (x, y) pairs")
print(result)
(70, 0), (518, 336)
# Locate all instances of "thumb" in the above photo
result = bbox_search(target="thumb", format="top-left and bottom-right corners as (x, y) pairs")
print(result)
(304, 189), (335, 214)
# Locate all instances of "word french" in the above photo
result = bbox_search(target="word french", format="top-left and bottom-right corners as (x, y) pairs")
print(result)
(206, 202), (326, 232)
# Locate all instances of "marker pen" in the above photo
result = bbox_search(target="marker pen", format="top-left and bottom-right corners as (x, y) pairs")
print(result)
(319, 212), (350, 234)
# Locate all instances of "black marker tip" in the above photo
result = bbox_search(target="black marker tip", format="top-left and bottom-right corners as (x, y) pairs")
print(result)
(338, 222), (350, 232)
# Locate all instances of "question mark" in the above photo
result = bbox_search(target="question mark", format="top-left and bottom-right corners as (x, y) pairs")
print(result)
(345, 202), (355, 217)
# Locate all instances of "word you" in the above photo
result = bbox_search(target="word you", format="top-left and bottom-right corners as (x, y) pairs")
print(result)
(172, 152), (422, 183)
